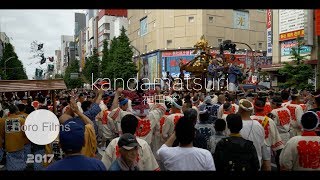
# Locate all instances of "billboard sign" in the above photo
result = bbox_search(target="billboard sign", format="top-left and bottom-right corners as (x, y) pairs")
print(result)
(279, 10), (305, 41)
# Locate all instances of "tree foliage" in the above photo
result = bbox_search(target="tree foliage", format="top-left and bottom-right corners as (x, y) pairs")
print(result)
(64, 60), (82, 89)
(54, 74), (63, 79)
(0, 43), (28, 80)
(83, 48), (100, 82)
(100, 26), (137, 88)
(278, 37), (314, 90)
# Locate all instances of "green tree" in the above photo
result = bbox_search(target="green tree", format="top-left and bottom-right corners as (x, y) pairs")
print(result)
(83, 48), (100, 82)
(279, 37), (314, 90)
(102, 26), (137, 88)
(64, 60), (82, 89)
(0, 43), (28, 80)
(54, 73), (63, 79)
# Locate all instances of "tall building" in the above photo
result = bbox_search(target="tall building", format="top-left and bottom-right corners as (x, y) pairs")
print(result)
(75, 13), (86, 62)
(97, 9), (128, 58)
(60, 35), (74, 74)
(128, 10), (266, 53)
(261, 10), (317, 88)
(79, 29), (86, 71)
(55, 50), (61, 75)
(86, 10), (95, 57)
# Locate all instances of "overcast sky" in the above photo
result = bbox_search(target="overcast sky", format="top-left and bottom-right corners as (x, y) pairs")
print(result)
(0, 10), (86, 79)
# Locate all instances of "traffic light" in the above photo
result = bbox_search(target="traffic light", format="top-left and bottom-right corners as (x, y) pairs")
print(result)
(38, 43), (43, 50)
(40, 54), (46, 64)
(230, 44), (237, 54)
(48, 64), (54, 71)
(35, 68), (43, 77)
(48, 57), (54, 62)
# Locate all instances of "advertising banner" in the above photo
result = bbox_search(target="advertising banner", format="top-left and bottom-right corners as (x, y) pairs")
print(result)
(266, 9), (272, 57)
(279, 10), (305, 41)
(280, 40), (311, 56)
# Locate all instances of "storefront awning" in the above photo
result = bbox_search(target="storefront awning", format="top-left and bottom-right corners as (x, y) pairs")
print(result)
(0, 79), (67, 92)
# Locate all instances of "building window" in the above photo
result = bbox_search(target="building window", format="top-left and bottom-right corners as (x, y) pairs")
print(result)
(140, 17), (148, 36)
(106, 33), (110, 40)
(258, 43), (262, 49)
(98, 35), (104, 43)
(167, 40), (172, 47)
(144, 45), (147, 52)
(105, 23), (110, 30)
(188, 16), (194, 23)
(98, 25), (104, 32)
(217, 38), (223, 44)
(99, 23), (110, 32)
(209, 16), (214, 23)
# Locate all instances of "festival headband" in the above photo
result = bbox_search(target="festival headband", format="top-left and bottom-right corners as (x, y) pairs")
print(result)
(239, 99), (254, 112)
(171, 100), (182, 110)
(299, 111), (320, 131)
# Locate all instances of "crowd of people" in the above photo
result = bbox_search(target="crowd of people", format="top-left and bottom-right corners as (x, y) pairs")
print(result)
(0, 84), (320, 171)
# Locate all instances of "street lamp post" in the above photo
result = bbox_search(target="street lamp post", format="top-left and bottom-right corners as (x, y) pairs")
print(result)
(4, 56), (15, 79)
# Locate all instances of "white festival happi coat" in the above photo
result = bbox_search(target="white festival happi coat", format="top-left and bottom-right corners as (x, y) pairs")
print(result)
(251, 114), (284, 152)
(280, 132), (320, 171)
(270, 107), (292, 145)
(101, 137), (160, 171)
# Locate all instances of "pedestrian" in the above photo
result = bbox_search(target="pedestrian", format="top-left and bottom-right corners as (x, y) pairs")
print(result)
(195, 111), (215, 148)
(238, 99), (266, 170)
(157, 116), (215, 171)
(270, 96), (291, 145)
(208, 118), (226, 154)
(0, 104), (27, 171)
(109, 133), (140, 171)
(162, 98), (183, 141)
(101, 114), (159, 171)
(280, 111), (320, 170)
(252, 99), (284, 170)
(46, 120), (106, 171)
(214, 114), (260, 172)
(283, 89), (304, 136)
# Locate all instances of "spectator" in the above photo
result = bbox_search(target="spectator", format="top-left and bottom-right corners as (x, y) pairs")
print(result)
(157, 116), (215, 171)
(238, 99), (267, 171)
(195, 111), (215, 148)
(208, 118), (226, 154)
(77, 93), (85, 113)
(46, 120), (105, 171)
(101, 114), (159, 171)
(214, 114), (260, 172)
(109, 133), (140, 171)
(0, 104), (27, 170)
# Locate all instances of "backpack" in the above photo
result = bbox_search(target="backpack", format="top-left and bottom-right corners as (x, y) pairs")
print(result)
(215, 137), (258, 172)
